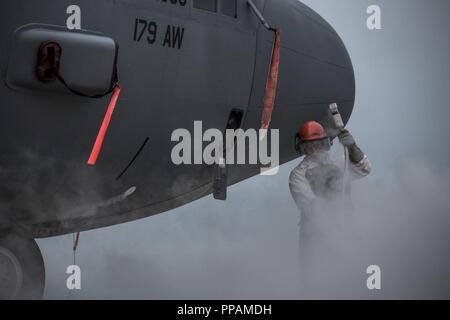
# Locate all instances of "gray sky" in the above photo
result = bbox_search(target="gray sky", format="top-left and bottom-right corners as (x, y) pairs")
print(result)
(38, 0), (450, 299)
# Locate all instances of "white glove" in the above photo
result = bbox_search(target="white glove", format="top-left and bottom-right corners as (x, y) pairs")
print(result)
(338, 129), (356, 147)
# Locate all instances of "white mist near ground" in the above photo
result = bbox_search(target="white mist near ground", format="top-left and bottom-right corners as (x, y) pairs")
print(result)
(37, 0), (450, 299)
(38, 154), (450, 299)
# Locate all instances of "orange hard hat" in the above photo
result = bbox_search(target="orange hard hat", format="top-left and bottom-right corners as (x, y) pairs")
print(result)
(298, 121), (327, 141)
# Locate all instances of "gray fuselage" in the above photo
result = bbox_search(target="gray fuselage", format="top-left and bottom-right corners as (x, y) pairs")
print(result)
(0, 0), (355, 237)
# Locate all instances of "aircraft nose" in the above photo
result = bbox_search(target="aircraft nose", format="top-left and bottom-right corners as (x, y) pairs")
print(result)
(275, 0), (355, 118)
(247, 0), (355, 162)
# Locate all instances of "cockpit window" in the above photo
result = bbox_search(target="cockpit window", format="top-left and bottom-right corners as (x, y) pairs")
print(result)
(193, 0), (237, 18)
(193, 0), (218, 13)
(220, 0), (237, 18)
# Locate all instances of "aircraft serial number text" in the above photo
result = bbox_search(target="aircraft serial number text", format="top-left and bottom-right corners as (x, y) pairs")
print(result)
(133, 18), (185, 49)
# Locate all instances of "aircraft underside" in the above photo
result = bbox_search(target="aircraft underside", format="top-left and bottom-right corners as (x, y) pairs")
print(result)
(0, 0), (354, 299)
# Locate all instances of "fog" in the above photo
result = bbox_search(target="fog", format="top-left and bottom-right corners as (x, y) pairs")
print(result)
(38, 0), (450, 299)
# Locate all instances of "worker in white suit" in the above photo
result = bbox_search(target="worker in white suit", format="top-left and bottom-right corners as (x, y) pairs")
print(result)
(289, 121), (372, 286)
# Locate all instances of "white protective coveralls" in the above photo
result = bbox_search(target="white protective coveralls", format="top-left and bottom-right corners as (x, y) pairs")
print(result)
(289, 126), (372, 294)
(289, 151), (371, 219)
(289, 143), (372, 293)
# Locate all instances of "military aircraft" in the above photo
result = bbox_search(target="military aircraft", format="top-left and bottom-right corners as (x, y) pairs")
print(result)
(0, 0), (355, 299)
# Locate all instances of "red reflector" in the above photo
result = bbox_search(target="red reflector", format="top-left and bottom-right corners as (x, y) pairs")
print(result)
(87, 84), (121, 166)
(261, 29), (281, 130)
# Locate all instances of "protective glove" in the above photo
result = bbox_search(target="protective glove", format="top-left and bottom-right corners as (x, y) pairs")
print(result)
(338, 129), (356, 147)
(348, 144), (365, 164)
(338, 129), (365, 163)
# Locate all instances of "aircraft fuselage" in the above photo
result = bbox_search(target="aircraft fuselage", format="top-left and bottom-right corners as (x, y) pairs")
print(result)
(0, 0), (355, 237)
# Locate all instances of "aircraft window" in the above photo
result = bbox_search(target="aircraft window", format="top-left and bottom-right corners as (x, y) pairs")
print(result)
(220, 0), (237, 18)
(193, 0), (218, 12)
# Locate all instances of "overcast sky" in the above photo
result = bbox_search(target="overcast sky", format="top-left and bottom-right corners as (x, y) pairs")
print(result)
(38, 0), (450, 299)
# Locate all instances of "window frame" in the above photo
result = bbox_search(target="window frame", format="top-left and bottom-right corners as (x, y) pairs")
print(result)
(219, 0), (238, 19)
(192, 0), (238, 19)
(192, 0), (218, 13)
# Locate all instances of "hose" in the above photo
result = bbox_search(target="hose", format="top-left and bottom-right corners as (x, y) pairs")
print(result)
(342, 146), (353, 207)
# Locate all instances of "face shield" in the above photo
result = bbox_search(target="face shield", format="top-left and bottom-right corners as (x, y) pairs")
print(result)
(295, 136), (331, 156)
